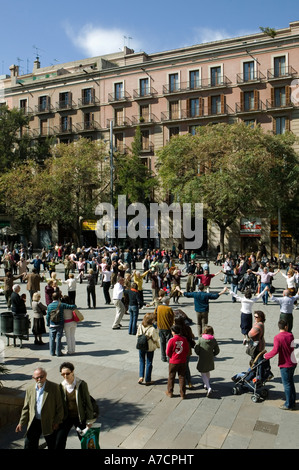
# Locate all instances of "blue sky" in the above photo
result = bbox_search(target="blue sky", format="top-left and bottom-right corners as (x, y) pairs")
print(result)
(1, 0), (299, 75)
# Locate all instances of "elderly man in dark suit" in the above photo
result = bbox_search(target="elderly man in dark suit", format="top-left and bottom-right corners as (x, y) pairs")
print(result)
(15, 367), (64, 449)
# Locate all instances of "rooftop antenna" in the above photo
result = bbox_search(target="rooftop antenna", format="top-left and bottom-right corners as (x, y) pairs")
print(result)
(128, 36), (133, 48)
(17, 57), (24, 75)
(32, 45), (42, 61)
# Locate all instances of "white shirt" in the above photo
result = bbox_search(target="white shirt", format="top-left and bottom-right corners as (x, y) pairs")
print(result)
(35, 382), (46, 419)
(230, 289), (265, 314)
(113, 282), (124, 300)
(63, 278), (77, 291)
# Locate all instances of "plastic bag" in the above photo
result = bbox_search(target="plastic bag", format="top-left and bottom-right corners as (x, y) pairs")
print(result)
(78, 423), (101, 449)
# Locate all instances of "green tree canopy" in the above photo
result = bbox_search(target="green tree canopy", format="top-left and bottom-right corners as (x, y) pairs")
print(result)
(157, 122), (299, 253)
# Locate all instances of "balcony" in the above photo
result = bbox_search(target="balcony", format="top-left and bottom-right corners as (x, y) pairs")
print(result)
(236, 71), (266, 85)
(75, 121), (101, 132)
(266, 98), (294, 111)
(131, 114), (158, 125)
(161, 104), (233, 121)
(107, 117), (132, 128)
(162, 76), (231, 95)
(108, 91), (131, 103)
(267, 66), (297, 80)
(56, 99), (76, 111)
(34, 103), (53, 114)
(140, 142), (154, 153)
(19, 106), (34, 116)
(78, 96), (100, 107)
(133, 87), (158, 99)
(115, 144), (129, 154)
(52, 124), (74, 135)
(235, 100), (266, 114)
(30, 127), (54, 138)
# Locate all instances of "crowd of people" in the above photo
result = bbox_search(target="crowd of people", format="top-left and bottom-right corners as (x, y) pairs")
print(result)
(1, 241), (297, 448)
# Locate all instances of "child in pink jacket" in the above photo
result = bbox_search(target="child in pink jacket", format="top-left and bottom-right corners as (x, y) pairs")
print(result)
(166, 325), (189, 399)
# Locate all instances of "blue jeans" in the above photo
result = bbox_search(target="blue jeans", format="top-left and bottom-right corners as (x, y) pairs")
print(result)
(261, 283), (270, 304)
(231, 283), (238, 302)
(49, 324), (64, 356)
(280, 366), (296, 409)
(139, 350), (154, 382)
(128, 305), (139, 335)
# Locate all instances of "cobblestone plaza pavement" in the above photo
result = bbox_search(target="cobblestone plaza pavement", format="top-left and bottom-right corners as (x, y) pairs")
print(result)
(0, 259), (298, 453)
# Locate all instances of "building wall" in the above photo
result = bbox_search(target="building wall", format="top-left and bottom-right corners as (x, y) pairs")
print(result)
(2, 21), (299, 252)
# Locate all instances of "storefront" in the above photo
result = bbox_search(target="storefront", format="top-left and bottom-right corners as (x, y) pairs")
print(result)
(240, 217), (262, 254)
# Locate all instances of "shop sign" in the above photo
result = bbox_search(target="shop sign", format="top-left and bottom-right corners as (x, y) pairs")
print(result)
(240, 217), (261, 237)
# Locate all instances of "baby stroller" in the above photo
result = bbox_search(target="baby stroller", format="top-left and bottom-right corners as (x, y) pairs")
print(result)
(231, 350), (274, 402)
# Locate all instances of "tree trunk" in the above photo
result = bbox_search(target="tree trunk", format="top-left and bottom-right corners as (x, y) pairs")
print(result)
(219, 224), (226, 257)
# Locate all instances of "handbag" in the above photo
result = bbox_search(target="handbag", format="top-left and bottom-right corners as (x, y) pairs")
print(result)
(246, 339), (259, 358)
(72, 308), (84, 323)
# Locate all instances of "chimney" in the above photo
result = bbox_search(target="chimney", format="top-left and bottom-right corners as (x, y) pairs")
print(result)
(9, 64), (19, 77)
(33, 58), (41, 72)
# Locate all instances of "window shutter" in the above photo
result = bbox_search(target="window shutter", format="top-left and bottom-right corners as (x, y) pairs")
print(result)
(286, 86), (291, 106)
(199, 97), (204, 116)
(186, 99), (190, 117)
(272, 117), (276, 134)
(271, 88), (275, 107)
(221, 94), (226, 114)
(285, 117), (290, 131)
(208, 96), (212, 115)
(240, 91), (244, 112)
(254, 90), (259, 110)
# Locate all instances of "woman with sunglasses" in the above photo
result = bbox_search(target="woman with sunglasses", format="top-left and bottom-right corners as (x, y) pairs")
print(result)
(56, 362), (95, 449)
(248, 310), (266, 358)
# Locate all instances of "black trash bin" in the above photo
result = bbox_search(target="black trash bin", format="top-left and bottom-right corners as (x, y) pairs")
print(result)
(0, 311), (13, 334)
(13, 315), (30, 336)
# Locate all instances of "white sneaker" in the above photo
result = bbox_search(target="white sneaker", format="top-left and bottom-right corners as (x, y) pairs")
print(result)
(207, 388), (212, 397)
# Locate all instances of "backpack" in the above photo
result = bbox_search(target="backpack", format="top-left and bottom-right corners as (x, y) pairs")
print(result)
(136, 333), (149, 352)
(50, 302), (61, 323)
(90, 395), (99, 419)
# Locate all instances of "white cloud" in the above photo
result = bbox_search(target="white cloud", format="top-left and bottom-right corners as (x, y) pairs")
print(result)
(65, 23), (143, 56)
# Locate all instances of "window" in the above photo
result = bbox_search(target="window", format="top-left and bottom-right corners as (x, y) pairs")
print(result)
(210, 66), (221, 86)
(84, 112), (93, 129)
(115, 108), (124, 126)
(208, 95), (226, 115)
(189, 98), (199, 117)
(244, 91), (255, 111)
(274, 56), (286, 78)
(61, 116), (71, 132)
(59, 92), (71, 108)
(243, 61), (255, 81)
(140, 78), (149, 96)
(211, 95), (221, 114)
(274, 116), (289, 134)
(189, 70), (200, 89)
(38, 96), (49, 112)
(115, 82), (123, 100)
(244, 119), (256, 128)
(140, 104), (149, 122)
(189, 125), (200, 135)
(169, 127), (179, 138)
(169, 100), (179, 119)
(82, 88), (94, 105)
(115, 133), (124, 152)
(274, 87), (286, 107)
(20, 99), (28, 113)
(273, 116), (289, 134)
(40, 119), (48, 135)
(141, 129), (150, 150)
(169, 73), (179, 92)
(240, 90), (259, 111)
